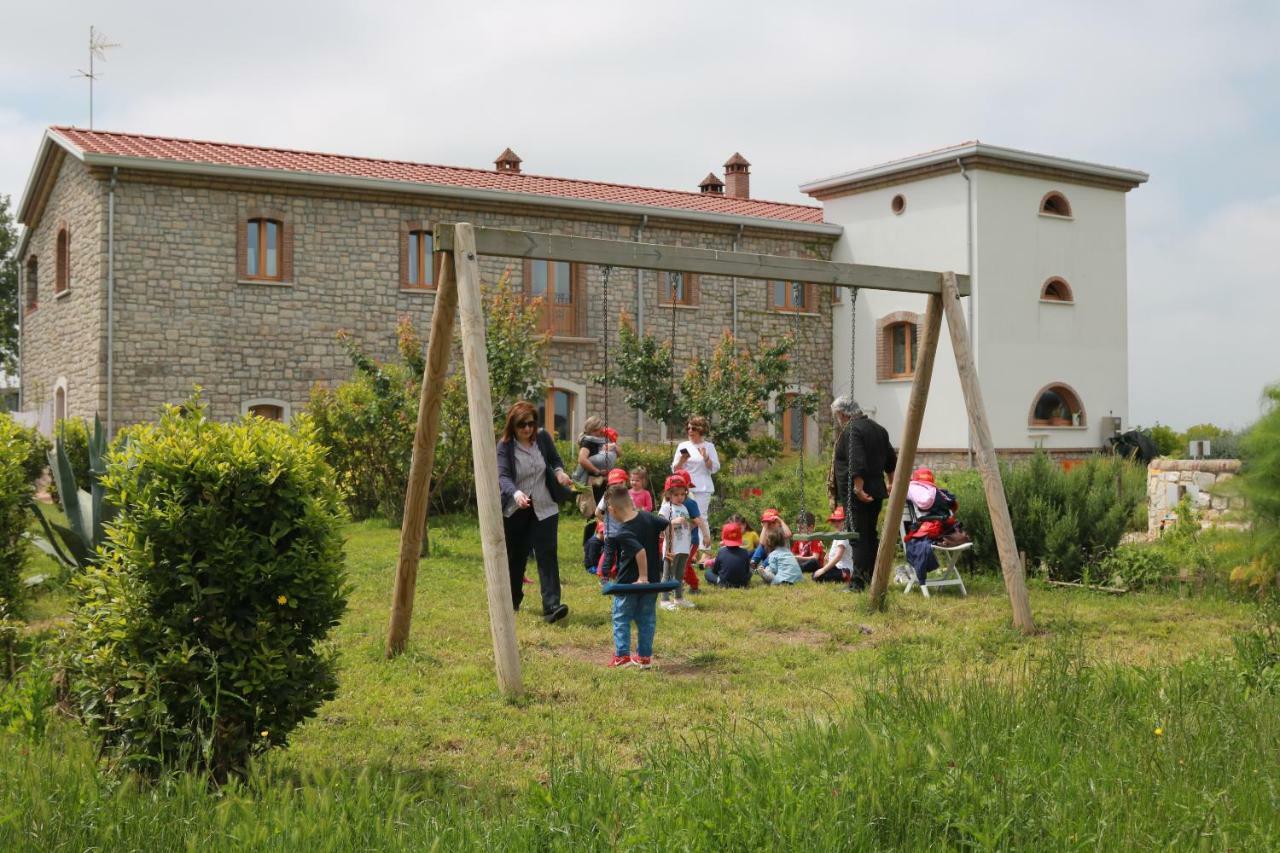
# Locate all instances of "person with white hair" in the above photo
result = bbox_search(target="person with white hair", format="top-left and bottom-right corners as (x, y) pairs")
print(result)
(828, 396), (897, 591)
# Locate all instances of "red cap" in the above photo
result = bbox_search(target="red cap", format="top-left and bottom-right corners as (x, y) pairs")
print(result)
(604, 427), (619, 442)
(607, 468), (629, 485)
(760, 508), (780, 523)
(911, 467), (935, 484)
(827, 506), (845, 523)
(663, 474), (686, 492)
(720, 522), (744, 547)
(675, 469), (694, 488)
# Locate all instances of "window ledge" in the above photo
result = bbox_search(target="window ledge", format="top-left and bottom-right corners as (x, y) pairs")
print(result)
(877, 376), (914, 384)
(1038, 212), (1074, 221)
(55, 289), (71, 300)
(399, 287), (436, 294)
(1029, 424), (1087, 430)
(549, 335), (599, 345)
(657, 302), (699, 311)
(772, 310), (820, 317)
(238, 279), (294, 288)
(1039, 298), (1075, 305)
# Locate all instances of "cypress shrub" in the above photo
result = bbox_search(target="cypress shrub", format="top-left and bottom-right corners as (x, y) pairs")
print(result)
(0, 414), (34, 615)
(70, 401), (348, 781)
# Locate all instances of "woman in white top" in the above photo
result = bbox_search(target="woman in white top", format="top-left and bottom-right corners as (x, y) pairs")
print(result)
(671, 415), (720, 523)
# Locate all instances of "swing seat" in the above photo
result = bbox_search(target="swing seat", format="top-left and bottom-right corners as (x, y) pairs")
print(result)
(600, 580), (681, 596)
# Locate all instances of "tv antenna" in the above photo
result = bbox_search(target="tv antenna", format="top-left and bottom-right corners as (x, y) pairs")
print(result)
(74, 26), (121, 129)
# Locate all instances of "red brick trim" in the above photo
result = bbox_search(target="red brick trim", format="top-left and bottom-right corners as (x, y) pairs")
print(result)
(876, 310), (919, 382)
(1028, 381), (1086, 427)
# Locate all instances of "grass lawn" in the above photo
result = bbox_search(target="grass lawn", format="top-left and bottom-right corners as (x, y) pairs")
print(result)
(7, 515), (1276, 849)
(283, 516), (1250, 792)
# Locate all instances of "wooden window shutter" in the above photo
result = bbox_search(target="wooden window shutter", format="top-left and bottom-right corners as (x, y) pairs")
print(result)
(399, 225), (410, 287)
(875, 318), (889, 382)
(236, 218), (248, 280)
(280, 219), (295, 282)
(804, 282), (816, 312)
(687, 273), (700, 306)
(574, 264), (587, 337)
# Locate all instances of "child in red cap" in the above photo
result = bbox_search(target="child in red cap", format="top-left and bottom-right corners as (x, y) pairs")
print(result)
(671, 469), (708, 592)
(706, 521), (752, 587)
(657, 474), (695, 609)
(814, 506), (853, 583)
(591, 468), (632, 579)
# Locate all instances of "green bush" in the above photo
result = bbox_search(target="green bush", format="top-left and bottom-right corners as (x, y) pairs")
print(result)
(1236, 384), (1280, 592)
(69, 401), (349, 781)
(1096, 544), (1176, 590)
(15, 421), (50, 486)
(0, 414), (33, 615)
(946, 452), (1144, 581)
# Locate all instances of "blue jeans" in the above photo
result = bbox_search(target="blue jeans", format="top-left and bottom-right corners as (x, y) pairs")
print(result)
(611, 592), (658, 657)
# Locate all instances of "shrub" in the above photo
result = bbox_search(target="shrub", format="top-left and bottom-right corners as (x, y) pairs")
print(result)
(1234, 595), (1280, 694)
(16, 421), (50, 486)
(69, 401), (348, 781)
(1237, 384), (1280, 591)
(1096, 545), (1176, 590)
(0, 414), (33, 615)
(47, 418), (89, 505)
(947, 452), (1144, 581)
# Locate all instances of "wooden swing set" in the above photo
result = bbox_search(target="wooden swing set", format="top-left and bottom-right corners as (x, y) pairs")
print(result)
(384, 222), (1035, 696)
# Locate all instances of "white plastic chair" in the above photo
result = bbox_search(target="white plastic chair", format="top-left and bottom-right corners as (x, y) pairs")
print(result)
(897, 502), (969, 597)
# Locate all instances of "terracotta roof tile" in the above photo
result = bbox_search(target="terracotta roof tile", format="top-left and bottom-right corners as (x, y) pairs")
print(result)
(51, 127), (823, 224)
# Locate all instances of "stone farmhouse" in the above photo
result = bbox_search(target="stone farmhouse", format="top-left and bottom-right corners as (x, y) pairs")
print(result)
(15, 127), (836, 448)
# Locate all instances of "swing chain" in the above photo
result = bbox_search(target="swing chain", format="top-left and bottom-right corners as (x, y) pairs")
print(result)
(601, 264), (612, 426)
(844, 289), (857, 532)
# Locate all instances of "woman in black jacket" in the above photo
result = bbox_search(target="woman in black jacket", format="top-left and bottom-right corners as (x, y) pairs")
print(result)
(496, 400), (575, 623)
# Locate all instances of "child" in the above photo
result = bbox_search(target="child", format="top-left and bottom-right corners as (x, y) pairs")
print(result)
(629, 467), (654, 512)
(593, 468), (631, 579)
(791, 510), (825, 573)
(814, 507), (852, 583)
(750, 508), (792, 568)
(671, 469), (710, 593)
(572, 418), (619, 484)
(584, 522), (605, 575)
(605, 484), (669, 669)
(755, 527), (803, 585)
(706, 521), (752, 588)
(657, 475), (695, 610)
(728, 513), (760, 553)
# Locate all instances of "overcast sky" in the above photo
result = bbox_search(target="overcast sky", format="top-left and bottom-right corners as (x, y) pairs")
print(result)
(2, 1), (1276, 430)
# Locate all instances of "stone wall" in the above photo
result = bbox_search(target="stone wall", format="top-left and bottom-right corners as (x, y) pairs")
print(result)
(1146, 458), (1244, 535)
(18, 156), (105, 426)
(53, 168), (836, 437)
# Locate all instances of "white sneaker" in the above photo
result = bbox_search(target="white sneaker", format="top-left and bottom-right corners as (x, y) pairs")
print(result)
(660, 600), (679, 611)
(676, 599), (697, 609)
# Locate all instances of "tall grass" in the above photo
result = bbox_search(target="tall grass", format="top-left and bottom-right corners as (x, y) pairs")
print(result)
(3, 650), (1277, 850)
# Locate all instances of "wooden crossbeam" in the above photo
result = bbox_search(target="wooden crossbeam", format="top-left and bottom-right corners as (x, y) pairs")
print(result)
(435, 225), (970, 296)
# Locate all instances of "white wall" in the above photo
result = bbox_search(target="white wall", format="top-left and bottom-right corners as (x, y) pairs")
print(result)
(971, 172), (1129, 449)
(823, 173), (972, 449)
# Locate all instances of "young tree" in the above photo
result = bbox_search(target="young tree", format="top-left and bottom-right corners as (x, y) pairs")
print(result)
(601, 315), (683, 430)
(0, 195), (19, 378)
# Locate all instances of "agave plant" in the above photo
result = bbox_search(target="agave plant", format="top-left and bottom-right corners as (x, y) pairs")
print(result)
(29, 414), (118, 571)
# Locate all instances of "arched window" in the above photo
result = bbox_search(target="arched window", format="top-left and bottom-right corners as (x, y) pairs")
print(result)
(25, 256), (38, 314)
(1029, 383), (1085, 427)
(1040, 277), (1074, 303)
(539, 387), (575, 440)
(242, 398), (291, 422)
(877, 312), (920, 381)
(891, 194), (906, 215)
(54, 385), (66, 423)
(55, 227), (70, 294)
(1040, 191), (1072, 218)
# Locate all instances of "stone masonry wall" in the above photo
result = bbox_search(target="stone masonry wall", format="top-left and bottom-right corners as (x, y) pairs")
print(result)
(19, 155), (105, 427)
(90, 168), (835, 438)
(1146, 458), (1244, 536)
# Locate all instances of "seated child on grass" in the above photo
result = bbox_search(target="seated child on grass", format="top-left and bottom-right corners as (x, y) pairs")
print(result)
(657, 475), (695, 610)
(790, 510), (825, 573)
(706, 522), (752, 588)
(729, 513), (760, 553)
(604, 484), (669, 669)
(754, 527), (803, 586)
(750, 508), (792, 568)
(813, 507), (852, 583)
(584, 521), (605, 574)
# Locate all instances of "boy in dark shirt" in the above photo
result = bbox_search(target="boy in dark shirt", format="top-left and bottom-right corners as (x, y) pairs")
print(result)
(706, 522), (752, 588)
(605, 484), (669, 669)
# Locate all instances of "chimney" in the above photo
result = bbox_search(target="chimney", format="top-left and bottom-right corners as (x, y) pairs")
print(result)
(724, 152), (750, 198)
(698, 172), (725, 195)
(494, 147), (522, 174)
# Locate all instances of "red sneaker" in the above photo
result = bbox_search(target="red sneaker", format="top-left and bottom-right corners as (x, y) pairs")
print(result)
(607, 655), (633, 668)
(630, 655), (652, 669)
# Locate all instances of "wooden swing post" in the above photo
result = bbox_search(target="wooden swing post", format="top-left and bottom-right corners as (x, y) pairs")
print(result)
(452, 223), (524, 696)
(940, 271), (1035, 634)
(386, 249), (458, 658)
(868, 290), (943, 609)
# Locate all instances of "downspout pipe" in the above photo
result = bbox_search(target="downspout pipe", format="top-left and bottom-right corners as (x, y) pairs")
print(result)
(15, 253), (23, 412)
(107, 167), (117, 436)
(731, 223), (744, 338)
(957, 157), (974, 467)
(634, 214), (648, 440)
